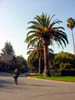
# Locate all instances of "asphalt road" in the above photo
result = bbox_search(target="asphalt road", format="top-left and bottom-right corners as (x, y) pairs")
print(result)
(0, 75), (75, 100)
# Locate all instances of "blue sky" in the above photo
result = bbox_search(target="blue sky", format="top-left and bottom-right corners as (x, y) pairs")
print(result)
(0, 0), (75, 59)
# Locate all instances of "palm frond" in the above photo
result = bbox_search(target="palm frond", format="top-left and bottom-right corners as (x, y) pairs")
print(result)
(50, 20), (62, 28)
(26, 30), (36, 36)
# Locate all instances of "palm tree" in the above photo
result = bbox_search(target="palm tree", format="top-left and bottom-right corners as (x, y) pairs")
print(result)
(27, 40), (44, 73)
(67, 17), (75, 55)
(27, 40), (53, 74)
(25, 13), (68, 77)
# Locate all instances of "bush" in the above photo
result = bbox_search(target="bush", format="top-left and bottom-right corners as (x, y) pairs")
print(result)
(60, 63), (72, 70)
(50, 68), (61, 76)
(61, 70), (75, 76)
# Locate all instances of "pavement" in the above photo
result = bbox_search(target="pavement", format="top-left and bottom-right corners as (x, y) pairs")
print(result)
(0, 72), (75, 100)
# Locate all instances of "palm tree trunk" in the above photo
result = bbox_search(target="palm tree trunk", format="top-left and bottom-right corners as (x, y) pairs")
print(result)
(39, 55), (41, 74)
(72, 29), (75, 55)
(43, 44), (51, 77)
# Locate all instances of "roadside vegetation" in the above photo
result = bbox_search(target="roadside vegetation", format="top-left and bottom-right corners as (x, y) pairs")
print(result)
(0, 42), (29, 73)
(29, 74), (75, 82)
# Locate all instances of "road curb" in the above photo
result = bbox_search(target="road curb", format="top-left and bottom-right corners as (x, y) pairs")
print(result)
(27, 77), (75, 84)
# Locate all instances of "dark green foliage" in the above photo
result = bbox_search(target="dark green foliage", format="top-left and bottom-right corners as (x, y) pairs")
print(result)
(61, 70), (75, 76)
(16, 55), (29, 73)
(0, 42), (15, 72)
(0, 42), (29, 73)
(1, 42), (15, 65)
(54, 52), (75, 70)
(27, 51), (44, 73)
(27, 52), (39, 72)
(67, 17), (75, 30)
(49, 52), (75, 76)
(0, 61), (8, 72)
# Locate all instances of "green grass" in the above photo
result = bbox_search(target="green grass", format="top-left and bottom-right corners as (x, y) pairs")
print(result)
(28, 74), (75, 82)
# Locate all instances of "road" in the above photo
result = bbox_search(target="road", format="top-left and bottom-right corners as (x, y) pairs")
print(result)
(0, 75), (75, 100)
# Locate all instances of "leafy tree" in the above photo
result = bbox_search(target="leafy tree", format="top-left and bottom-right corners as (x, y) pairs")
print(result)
(16, 55), (29, 72)
(48, 52), (75, 76)
(1, 42), (15, 65)
(2, 42), (15, 56)
(0, 42), (15, 71)
(67, 17), (75, 55)
(54, 52), (75, 70)
(25, 13), (68, 77)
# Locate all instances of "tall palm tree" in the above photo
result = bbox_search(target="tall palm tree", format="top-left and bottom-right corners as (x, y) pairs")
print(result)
(25, 13), (68, 77)
(67, 17), (75, 55)
(27, 41), (53, 74)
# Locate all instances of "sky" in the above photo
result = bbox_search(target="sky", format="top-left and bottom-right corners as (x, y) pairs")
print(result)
(0, 0), (75, 59)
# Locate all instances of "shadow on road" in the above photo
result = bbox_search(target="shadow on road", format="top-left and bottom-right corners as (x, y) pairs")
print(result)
(0, 77), (57, 92)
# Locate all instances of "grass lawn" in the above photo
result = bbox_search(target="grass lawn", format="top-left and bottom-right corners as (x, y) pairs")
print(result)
(28, 74), (75, 82)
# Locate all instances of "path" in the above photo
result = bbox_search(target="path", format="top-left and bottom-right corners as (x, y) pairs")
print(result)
(0, 73), (75, 100)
